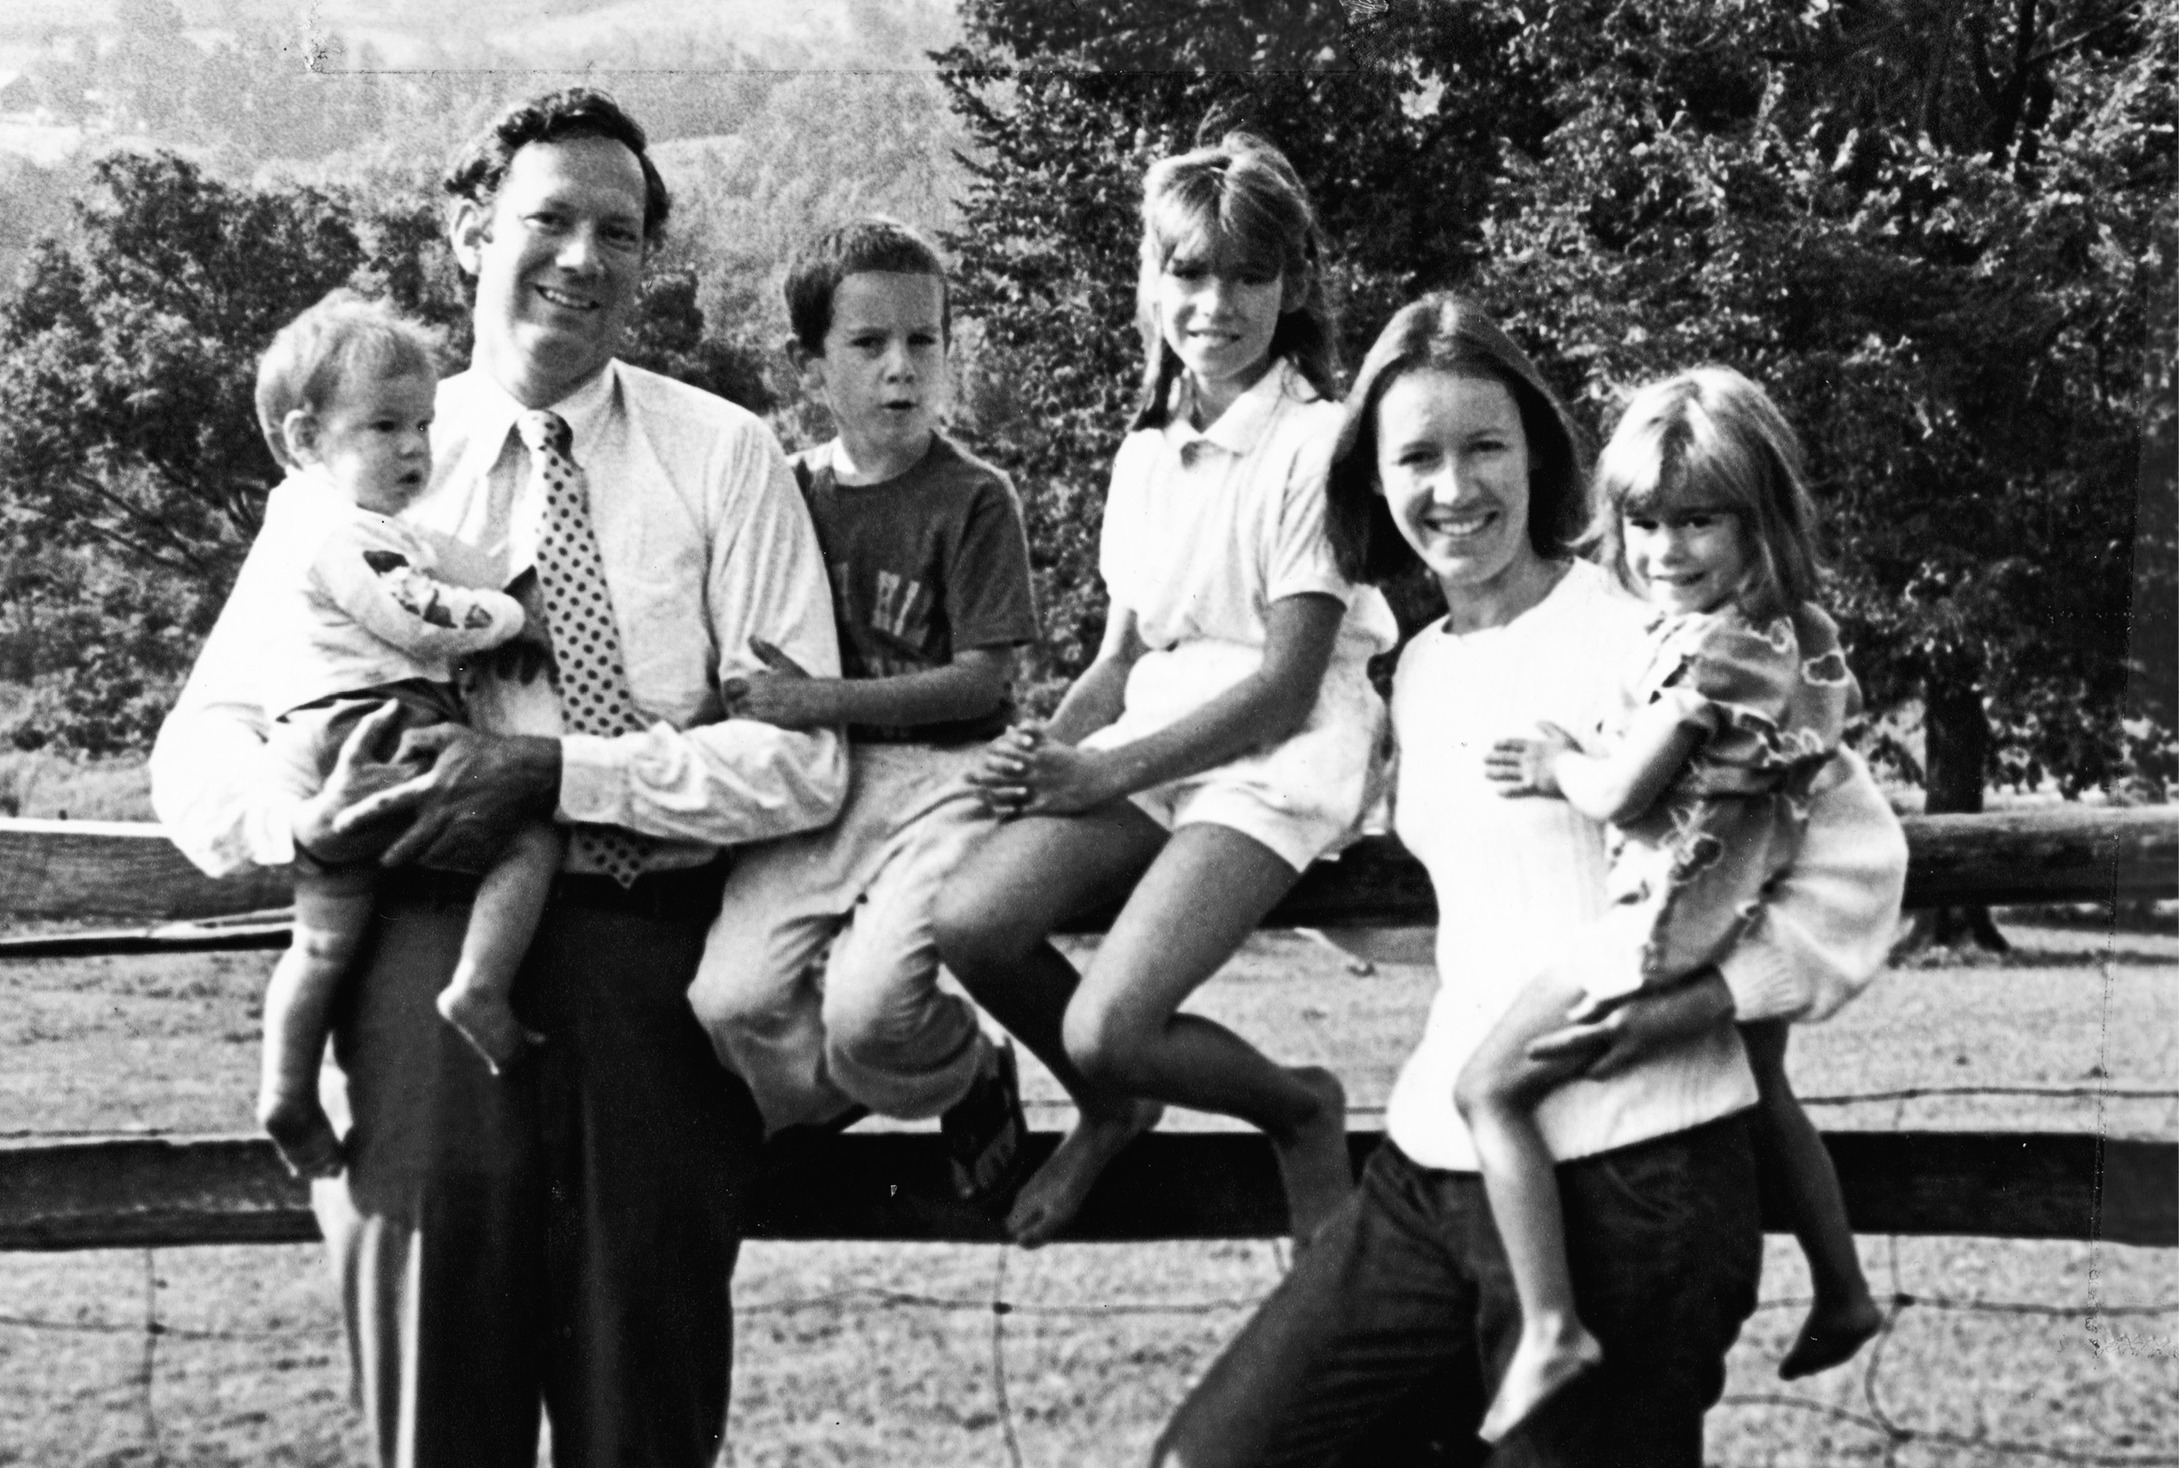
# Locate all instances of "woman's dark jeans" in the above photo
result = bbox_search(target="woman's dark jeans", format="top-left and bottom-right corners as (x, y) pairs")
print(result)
(1155, 1112), (1763, 1468)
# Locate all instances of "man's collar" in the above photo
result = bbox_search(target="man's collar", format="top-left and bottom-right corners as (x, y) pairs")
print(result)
(453, 360), (622, 456)
(1169, 359), (1312, 459)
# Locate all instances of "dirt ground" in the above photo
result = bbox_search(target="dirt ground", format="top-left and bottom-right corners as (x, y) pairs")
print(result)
(2, 923), (2174, 1467)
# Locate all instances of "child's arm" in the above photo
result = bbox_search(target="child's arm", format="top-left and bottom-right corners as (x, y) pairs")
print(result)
(1040, 617), (1138, 747)
(317, 527), (526, 664)
(1486, 698), (1707, 826)
(986, 592), (1343, 817)
(722, 645), (1014, 731)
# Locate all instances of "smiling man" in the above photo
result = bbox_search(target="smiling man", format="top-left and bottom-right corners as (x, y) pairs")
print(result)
(150, 90), (846, 1466)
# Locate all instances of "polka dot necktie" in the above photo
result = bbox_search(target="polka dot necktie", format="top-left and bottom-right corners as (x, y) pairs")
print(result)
(519, 409), (652, 886)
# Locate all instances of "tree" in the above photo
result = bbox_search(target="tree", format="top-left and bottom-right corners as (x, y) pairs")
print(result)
(1469, 0), (2170, 946)
(936, 0), (2172, 858)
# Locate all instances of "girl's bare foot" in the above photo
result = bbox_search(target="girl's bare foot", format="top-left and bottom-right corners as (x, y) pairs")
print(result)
(436, 985), (538, 1075)
(1480, 1314), (1603, 1443)
(1006, 1098), (1164, 1247)
(257, 1086), (342, 1179)
(1779, 1292), (1884, 1379)
(1272, 1066), (1354, 1246)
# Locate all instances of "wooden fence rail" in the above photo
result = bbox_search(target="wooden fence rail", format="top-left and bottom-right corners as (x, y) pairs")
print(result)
(1, 1128), (2171, 1253)
(4, 805), (2175, 937)
(2, 810), (2173, 1252)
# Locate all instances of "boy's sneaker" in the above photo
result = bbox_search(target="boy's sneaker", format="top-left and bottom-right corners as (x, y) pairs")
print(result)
(943, 1037), (1028, 1211)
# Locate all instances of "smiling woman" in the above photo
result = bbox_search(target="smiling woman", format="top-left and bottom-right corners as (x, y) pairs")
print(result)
(1370, 366), (1543, 624)
(1153, 296), (1908, 1465)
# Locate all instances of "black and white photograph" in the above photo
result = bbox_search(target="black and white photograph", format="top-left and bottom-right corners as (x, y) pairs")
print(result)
(0, 1), (2172, 1464)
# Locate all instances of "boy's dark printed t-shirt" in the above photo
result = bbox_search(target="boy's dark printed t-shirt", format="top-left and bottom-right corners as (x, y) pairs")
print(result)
(790, 433), (1038, 745)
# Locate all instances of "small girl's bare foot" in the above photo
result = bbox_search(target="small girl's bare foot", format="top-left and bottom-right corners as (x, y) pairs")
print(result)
(1272, 1066), (1354, 1246)
(1481, 1316), (1603, 1443)
(436, 985), (538, 1074)
(1006, 1098), (1164, 1247)
(1779, 1293), (1884, 1379)
(257, 1088), (342, 1179)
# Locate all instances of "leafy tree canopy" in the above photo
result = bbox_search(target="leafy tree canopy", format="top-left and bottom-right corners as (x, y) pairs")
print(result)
(937, 0), (2174, 800)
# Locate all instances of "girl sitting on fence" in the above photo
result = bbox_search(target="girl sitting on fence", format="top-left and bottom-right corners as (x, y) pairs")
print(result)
(934, 131), (1398, 1248)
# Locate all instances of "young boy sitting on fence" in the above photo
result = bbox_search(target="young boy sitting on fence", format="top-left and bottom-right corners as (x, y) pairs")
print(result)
(242, 291), (562, 1177)
(687, 218), (1035, 1202)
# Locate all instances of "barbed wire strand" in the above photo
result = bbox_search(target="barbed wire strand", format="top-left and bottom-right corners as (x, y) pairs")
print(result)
(5, 1264), (2174, 1462)
(5, 1286), (2169, 1343)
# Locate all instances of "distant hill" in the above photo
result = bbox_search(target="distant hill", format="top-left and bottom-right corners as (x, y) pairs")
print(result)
(0, 0), (955, 76)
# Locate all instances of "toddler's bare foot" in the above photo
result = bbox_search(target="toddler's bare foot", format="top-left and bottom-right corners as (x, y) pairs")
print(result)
(1481, 1316), (1602, 1443)
(257, 1087), (342, 1179)
(436, 985), (538, 1075)
(1272, 1066), (1354, 1247)
(1006, 1098), (1163, 1248)
(1779, 1292), (1884, 1379)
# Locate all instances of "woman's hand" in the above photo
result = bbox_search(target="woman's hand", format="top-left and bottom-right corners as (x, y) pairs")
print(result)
(969, 723), (1038, 816)
(1524, 970), (1736, 1080)
(1485, 722), (1578, 798)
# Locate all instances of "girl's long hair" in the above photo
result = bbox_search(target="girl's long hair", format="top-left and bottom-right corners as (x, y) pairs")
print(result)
(1586, 366), (1823, 621)
(1130, 133), (1337, 430)
(1324, 294), (1589, 585)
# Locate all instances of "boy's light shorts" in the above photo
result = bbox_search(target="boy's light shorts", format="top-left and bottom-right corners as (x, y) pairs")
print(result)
(1080, 640), (1386, 873)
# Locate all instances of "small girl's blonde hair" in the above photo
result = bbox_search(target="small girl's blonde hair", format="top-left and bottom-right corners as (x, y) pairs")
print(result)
(1130, 132), (1337, 429)
(1588, 366), (1823, 620)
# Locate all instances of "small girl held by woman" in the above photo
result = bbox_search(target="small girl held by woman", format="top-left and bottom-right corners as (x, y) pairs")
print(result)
(1468, 366), (1884, 1439)
(934, 133), (1398, 1247)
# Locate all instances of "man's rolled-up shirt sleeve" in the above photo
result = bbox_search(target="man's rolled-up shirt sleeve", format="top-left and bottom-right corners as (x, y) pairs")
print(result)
(1718, 746), (1907, 1024)
(556, 421), (847, 846)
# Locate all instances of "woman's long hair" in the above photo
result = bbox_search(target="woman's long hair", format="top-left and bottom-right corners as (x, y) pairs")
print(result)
(1324, 294), (1588, 586)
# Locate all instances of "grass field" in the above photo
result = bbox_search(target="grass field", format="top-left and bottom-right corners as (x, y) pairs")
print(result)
(2, 923), (2175, 1467)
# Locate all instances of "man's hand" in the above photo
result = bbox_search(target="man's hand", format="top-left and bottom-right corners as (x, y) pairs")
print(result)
(290, 701), (429, 866)
(1524, 970), (1736, 1081)
(331, 725), (561, 872)
(1484, 722), (1579, 799)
